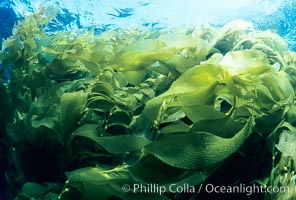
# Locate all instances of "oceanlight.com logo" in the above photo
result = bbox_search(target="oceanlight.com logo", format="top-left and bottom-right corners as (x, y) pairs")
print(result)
(204, 183), (289, 196)
(121, 183), (290, 196)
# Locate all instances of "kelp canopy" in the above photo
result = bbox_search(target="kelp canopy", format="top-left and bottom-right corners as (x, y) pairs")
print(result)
(1, 7), (296, 200)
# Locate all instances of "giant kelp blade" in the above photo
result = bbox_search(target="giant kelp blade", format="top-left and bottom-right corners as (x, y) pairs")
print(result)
(129, 155), (220, 187)
(63, 167), (169, 200)
(145, 117), (254, 169)
(70, 124), (151, 154)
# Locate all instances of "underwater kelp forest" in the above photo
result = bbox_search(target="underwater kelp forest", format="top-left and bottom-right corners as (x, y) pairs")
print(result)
(1, 2), (296, 200)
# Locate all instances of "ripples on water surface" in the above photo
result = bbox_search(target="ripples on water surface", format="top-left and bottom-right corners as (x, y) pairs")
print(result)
(0, 0), (296, 50)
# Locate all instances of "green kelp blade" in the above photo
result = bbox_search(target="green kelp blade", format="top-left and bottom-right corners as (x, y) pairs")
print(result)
(163, 64), (224, 96)
(144, 117), (254, 169)
(87, 94), (116, 112)
(159, 121), (191, 134)
(63, 166), (131, 200)
(111, 50), (174, 85)
(112, 51), (173, 71)
(130, 155), (220, 187)
(220, 49), (270, 74)
(182, 104), (226, 123)
(276, 129), (296, 160)
(107, 109), (131, 126)
(71, 124), (151, 154)
(84, 135), (151, 154)
(157, 33), (198, 49)
(190, 116), (243, 138)
(121, 69), (150, 86)
(257, 72), (294, 106)
(90, 81), (114, 96)
(142, 64), (223, 121)
(61, 91), (88, 139)
(286, 103), (296, 124)
(215, 20), (253, 53)
(63, 166), (170, 200)
(109, 38), (172, 69)
(31, 116), (59, 130)
(17, 182), (50, 199)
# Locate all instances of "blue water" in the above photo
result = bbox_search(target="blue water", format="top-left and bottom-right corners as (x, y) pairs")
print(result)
(0, 0), (296, 50)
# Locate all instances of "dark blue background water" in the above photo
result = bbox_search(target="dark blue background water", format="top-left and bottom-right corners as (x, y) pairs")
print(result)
(0, 1), (17, 45)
